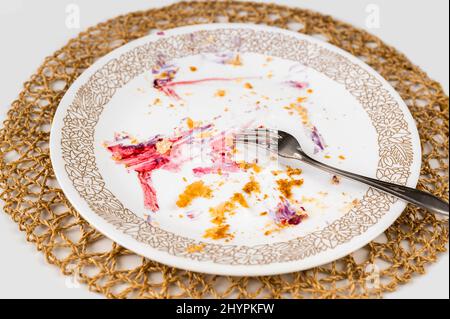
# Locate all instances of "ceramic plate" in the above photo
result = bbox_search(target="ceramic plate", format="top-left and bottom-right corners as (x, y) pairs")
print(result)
(50, 24), (421, 276)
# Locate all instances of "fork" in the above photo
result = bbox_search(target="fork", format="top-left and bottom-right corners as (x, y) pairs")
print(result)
(235, 128), (449, 216)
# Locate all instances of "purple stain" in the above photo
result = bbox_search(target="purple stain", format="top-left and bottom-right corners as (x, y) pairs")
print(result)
(152, 57), (181, 99)
(152, 54), (178, 75)
(310, 126), (326, 153)
(287, 214), (304, 225)
(232, 36), (242, 49)
(271, 199), (307, 226)
(204, 51), (242, 65)
(185, 211), (197, 220)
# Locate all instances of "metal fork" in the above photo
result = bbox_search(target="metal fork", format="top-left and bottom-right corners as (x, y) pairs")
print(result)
(235, 128), (449, 216)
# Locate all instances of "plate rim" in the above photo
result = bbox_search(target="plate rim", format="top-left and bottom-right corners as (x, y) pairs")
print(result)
(49, 23), (422, 276)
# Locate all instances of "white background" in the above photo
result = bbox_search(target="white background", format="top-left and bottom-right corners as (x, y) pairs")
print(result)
(0, 0), (448, 299)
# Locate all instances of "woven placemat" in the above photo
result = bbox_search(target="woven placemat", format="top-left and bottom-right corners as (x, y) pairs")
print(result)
(0, 0), (448, 299)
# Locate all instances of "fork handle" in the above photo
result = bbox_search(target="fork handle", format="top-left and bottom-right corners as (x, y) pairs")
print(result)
(296, 151), (449, 216)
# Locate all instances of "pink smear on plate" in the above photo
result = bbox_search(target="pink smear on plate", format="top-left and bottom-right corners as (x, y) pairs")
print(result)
(154, 77), (256, 99)
(106, 134), (184, 211)
(286, 80), (309, 90)
(105, 124), (244, 212)
(151, 54), (260, 99)
(192, 132), (240, 176)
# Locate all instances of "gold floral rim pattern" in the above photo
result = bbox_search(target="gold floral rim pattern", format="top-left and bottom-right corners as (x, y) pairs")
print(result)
(60, 28), (413, 265)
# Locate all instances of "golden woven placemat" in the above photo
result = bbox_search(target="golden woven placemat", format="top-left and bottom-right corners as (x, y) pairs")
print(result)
(0, 0), (448, 299)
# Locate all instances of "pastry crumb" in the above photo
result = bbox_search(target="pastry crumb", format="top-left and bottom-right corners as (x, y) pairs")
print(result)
(231, 193), (249, 208)
(331, 175), (341, 185)
(242, 176), (261, 195)
(215, 89), (226, 97)
(244, 82), (253, 89)
(204, 191), (250, 240)
(277, 178), (304, 198)
(155, 139), (173, 155)
(228, 54), (242, 66)
(186, 244), (205, 253)
(186, 117), (195, 129)
(176, 181), (213, 208)
(286, 166), (302, 177)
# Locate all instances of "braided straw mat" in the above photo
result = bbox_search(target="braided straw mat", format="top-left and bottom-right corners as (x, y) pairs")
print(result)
(0, 1), (448, 299)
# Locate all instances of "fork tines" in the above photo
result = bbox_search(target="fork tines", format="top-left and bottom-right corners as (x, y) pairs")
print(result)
(234, 128), (279, 152)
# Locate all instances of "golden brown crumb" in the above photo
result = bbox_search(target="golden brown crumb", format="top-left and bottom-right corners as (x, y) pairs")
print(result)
(252, 163), (261, 173)
(242, 176), (261, 195)
(203, 224), (232, 240)
(263, 223), (289, 235)
(153, 98), (162, 105)
(238, 162), (261, 173)
(271, 170), (282, 176)
(231, 193), (249, 208)
(260, 212), (268, 216)
(244, 82), (253, 89)
(215, 89), (226, 97)
(186, 244), (205, 253)
(286, 166), (302, 177)
(189, 66), (197, 72)
(331, 175), (341, 185)
(285, 101), (310, 126)
(156, 139), (173, 155)
(338, 155), (346, 160)
(204, 201), (234, 240)
(307, 89), (314, 94)
(186, 117), (194, 129)
(204, 192), (249, 240)
(276, 178), (304, 198)
(176, 181), (213, 208)
(229, 54), (242, 66)
(130, 137), (139, 145)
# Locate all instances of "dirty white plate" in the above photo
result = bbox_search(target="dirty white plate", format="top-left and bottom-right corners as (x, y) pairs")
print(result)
(50, 23), (421, 276)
